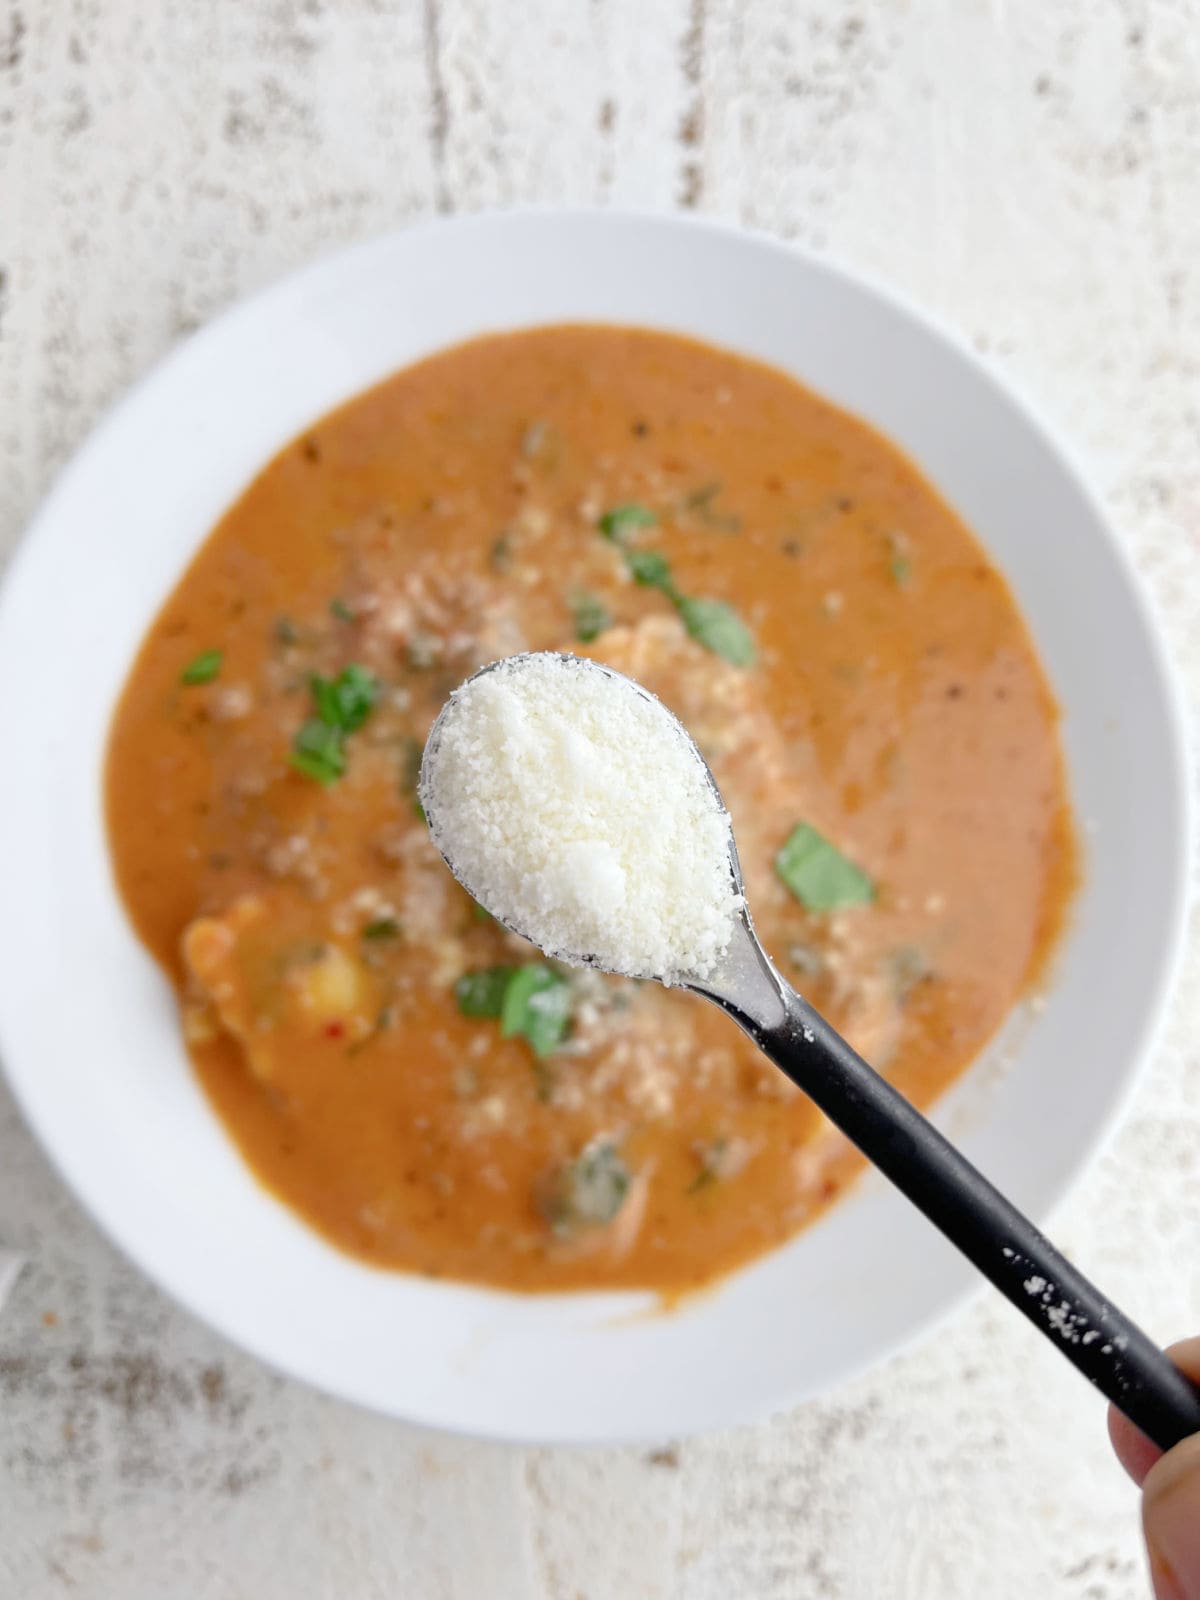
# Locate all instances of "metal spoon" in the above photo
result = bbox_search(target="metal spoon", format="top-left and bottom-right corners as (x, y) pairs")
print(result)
(421, 655), (1200, 1451)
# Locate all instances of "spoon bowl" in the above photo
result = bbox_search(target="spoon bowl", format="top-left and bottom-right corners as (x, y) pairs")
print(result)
(419, 651), (746, 983)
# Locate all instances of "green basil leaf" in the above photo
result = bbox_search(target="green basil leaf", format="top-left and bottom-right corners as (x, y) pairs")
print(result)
(675, 596), (756, 665)
(682, 481), (741, 532)
(543, 1141), (630, 1234)
(571, 591), (612, 643)
(598, 503), (657, 542)
(890, 945), (932, 1000)
(687, 1136), (729, 1194)
(289, 718), (346, 785)
(500, 963), (572, 1057)
(683, 481), (722, 510)
(454, 966), (515, 1019)
(775, 823), (874, 912)
(309, 673), (340, 726)
(490, 532), (514, 573)
(625, 548), (675, 592)
(329, 663), (377, 731)
(310, 664), (378, 733)
(180, 649), (222, 686)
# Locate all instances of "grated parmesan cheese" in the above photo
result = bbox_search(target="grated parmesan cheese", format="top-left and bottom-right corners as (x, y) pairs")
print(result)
(419, 653), (742, 983)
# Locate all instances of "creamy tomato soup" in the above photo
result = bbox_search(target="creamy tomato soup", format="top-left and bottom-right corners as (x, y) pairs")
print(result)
(105, 326), (1077, 1294)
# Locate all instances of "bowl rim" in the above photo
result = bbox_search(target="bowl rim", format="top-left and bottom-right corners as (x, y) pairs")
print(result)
(0, 207), (1189, 1443)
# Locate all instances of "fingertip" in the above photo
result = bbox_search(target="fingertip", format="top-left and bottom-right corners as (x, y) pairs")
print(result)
(1109, 1402), (1163, 1488)
(1107, 1337), (1200, 1489)
(1165, 1337), (1200, 1386)
(1143, 1434), (1200, 1599)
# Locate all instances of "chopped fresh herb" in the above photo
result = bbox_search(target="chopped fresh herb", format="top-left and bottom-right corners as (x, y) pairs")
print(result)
(309, 674), (340, 726)
(180, 649), (222, 686)
(890, 945), (932, 1000)
(571, 590), (612, 643)
(290, 664), (377, 783)
(684, 481), (722, 510)
(362, 918), (401, 941)
(625, 547), (676, 593)
(471, 900), (494, 924)
(598, 502), (657, 542)
(595, 505), (755, 665)
(274, 616), (300, 646)
(490, 532), (514, 573)
(775, 823), (875, 912)
(501, 963), (572, 1057)
(682, 481), (740, 532)
(688, 1136), (729, 1194)
(886, 531), (913, 587)
(289, 718), (346, 785)
(542, 1140), (630, 1234)
(454, 966), (514, 1020)
(334, 663), (378, 730)
(329, 597), (355, 622)
(309, 663), (378, 733)
(454, 961), (572, 1056)
(675, 595), (756, 665)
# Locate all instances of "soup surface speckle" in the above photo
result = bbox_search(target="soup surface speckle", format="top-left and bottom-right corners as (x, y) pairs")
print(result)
(105, 325), (1077, 1293)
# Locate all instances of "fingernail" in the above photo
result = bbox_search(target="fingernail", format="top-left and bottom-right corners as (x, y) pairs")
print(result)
(1144, 1436), (1200, 1600)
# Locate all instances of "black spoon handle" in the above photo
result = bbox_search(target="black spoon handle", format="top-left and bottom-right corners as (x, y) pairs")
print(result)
(715, 980), (1200, 1453)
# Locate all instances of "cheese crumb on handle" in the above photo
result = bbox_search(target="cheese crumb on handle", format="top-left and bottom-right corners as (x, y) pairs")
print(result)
(419, 652), (743, 985)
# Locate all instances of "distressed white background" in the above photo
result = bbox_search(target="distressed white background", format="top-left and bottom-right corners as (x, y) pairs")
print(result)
(3, 1), (1200, 1596)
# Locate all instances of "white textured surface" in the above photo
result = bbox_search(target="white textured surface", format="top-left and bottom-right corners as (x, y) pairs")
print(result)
(2, 2), (1199, 1596)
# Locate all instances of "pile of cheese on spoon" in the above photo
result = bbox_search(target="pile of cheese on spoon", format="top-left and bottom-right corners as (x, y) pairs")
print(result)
(419, 652), (742, 984)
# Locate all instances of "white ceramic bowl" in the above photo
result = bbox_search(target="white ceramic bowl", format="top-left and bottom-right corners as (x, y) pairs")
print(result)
(0, 213), (1186, 1443)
